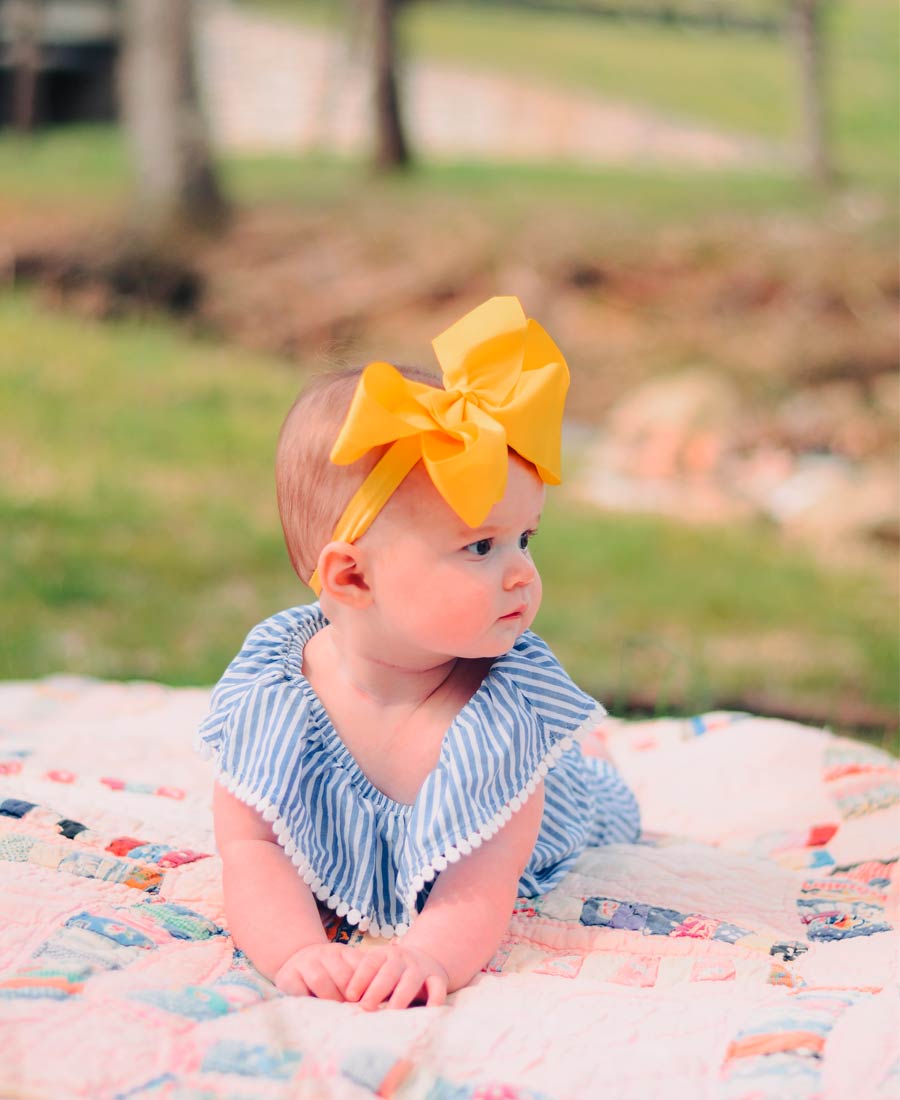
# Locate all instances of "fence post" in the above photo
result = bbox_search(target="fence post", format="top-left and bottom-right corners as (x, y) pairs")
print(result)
(8, 0), (43, 132)
(790, 0), (835, 185)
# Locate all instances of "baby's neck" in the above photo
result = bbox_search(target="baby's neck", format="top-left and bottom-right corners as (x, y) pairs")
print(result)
(307, 626), (461, 711)
(302, 624), (492, 805)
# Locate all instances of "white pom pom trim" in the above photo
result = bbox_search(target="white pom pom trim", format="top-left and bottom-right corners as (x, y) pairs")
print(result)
(403, 706), (602, 927)
(207, 762), (404, 937)
(205, 705), (601, 940)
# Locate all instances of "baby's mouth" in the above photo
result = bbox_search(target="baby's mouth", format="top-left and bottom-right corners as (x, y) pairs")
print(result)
(499, 606), (527, 621)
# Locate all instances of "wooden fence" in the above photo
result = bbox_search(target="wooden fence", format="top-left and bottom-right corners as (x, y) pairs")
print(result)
(467, 0), (790, 35)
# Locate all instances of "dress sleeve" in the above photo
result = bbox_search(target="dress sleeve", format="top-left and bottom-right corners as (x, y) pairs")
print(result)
(509, 630), (606, 736)
(195, 609), (309, 792)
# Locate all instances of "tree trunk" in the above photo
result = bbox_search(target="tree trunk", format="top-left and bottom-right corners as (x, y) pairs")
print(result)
(790, 0), (835, 186)
(119, 0), (228, 238)
(8, 0), (42, 133)
(370, 0), (411, 171)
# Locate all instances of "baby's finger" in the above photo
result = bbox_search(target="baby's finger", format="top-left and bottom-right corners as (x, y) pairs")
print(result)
(306, 967), (346, 1002)
(300, 959), (346, 1002)
(345, 951), (386, 1002)
(275, 966), (310, 998)
(423, 973), (448, 1007)
(387, 967), (426, 1011)
(323, 951), (357, 995)
(359, 958), (403, 1011)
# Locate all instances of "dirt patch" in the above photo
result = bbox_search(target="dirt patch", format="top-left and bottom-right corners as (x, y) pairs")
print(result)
(11, 203), (897, 407)
(4, 195), (897, 582)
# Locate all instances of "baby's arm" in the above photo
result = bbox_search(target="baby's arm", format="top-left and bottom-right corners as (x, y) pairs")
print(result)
(213, 782), (357, 999)
(346, 784), (545, 1009)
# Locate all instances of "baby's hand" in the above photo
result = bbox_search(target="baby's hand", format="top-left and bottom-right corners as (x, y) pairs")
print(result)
(345, 943), (449, 1010)
(273, 942), (359, 1001)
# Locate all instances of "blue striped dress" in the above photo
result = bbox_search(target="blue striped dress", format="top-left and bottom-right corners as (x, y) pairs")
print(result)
(197, 604), (640, 938)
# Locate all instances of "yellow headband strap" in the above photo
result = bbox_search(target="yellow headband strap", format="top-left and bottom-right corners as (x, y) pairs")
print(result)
(308, 296), (568, 594)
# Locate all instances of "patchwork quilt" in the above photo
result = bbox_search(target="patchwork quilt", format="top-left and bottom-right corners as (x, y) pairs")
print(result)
(0, 677), (897, 1100)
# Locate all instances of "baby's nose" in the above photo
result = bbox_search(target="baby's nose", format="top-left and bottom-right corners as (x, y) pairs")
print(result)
(504, 549), (538, 588)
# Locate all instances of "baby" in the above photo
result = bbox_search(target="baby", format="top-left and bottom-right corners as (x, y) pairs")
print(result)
(198, 296), (640, 1011)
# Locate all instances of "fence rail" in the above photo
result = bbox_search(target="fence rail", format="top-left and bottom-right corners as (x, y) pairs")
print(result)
(464, 0), (789, 35)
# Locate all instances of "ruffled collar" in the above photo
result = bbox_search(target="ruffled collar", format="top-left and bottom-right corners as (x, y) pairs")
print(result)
(284, 605), (583, 810)
(204, 603), (603, 938)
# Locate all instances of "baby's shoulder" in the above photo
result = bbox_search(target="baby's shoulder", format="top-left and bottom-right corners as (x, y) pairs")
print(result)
(239, 603), (325, 657)
(196, 603), (326, 760)
(480, 629), (605, 735)
(213, 603), (325, 682)
(505, 629), (563, 669)
(492, 629), (580, 688)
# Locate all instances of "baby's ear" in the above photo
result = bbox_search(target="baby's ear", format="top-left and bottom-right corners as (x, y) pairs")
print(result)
(316, 542), (372, 608)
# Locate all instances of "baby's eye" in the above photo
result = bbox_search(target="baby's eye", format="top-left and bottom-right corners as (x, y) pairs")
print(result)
(519, 530), (536, 550)
(464, 538), (494, 557)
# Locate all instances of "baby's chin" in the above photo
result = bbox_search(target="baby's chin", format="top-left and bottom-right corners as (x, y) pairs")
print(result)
(463, 626), (531, 661)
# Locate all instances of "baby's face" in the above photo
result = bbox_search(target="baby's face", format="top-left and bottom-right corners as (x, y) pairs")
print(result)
(359, 453), (545, 665)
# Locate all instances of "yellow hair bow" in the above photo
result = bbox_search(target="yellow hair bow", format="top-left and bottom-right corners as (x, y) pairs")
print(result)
(308, 296), (569, 594)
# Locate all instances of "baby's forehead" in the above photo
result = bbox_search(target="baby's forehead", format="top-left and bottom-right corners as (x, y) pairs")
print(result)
(382, 463), (458, 527)
(379, 452), (544, 536)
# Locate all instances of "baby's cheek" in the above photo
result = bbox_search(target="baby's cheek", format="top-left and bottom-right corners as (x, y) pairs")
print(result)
(437, 595), (484, 637)
(524, 573), (543, 629)
(427, 574), (491, 634)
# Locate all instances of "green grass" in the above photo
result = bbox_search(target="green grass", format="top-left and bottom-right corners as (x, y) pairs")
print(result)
(0, 124), (836, 229)
(224, 154), (823, 222)
(0, 127), (127, 203)
(0, 291), (304, 683)
(536, 503), (898, 732)
(2, 290), (896, 749)
(404, 4), (794, 138)
(239, 0), (898, 187)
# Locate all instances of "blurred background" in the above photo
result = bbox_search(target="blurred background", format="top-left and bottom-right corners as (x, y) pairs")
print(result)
(0, 0), (896, 747)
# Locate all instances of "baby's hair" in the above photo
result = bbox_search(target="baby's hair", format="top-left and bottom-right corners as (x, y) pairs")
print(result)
(276, 364), (440, 586)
